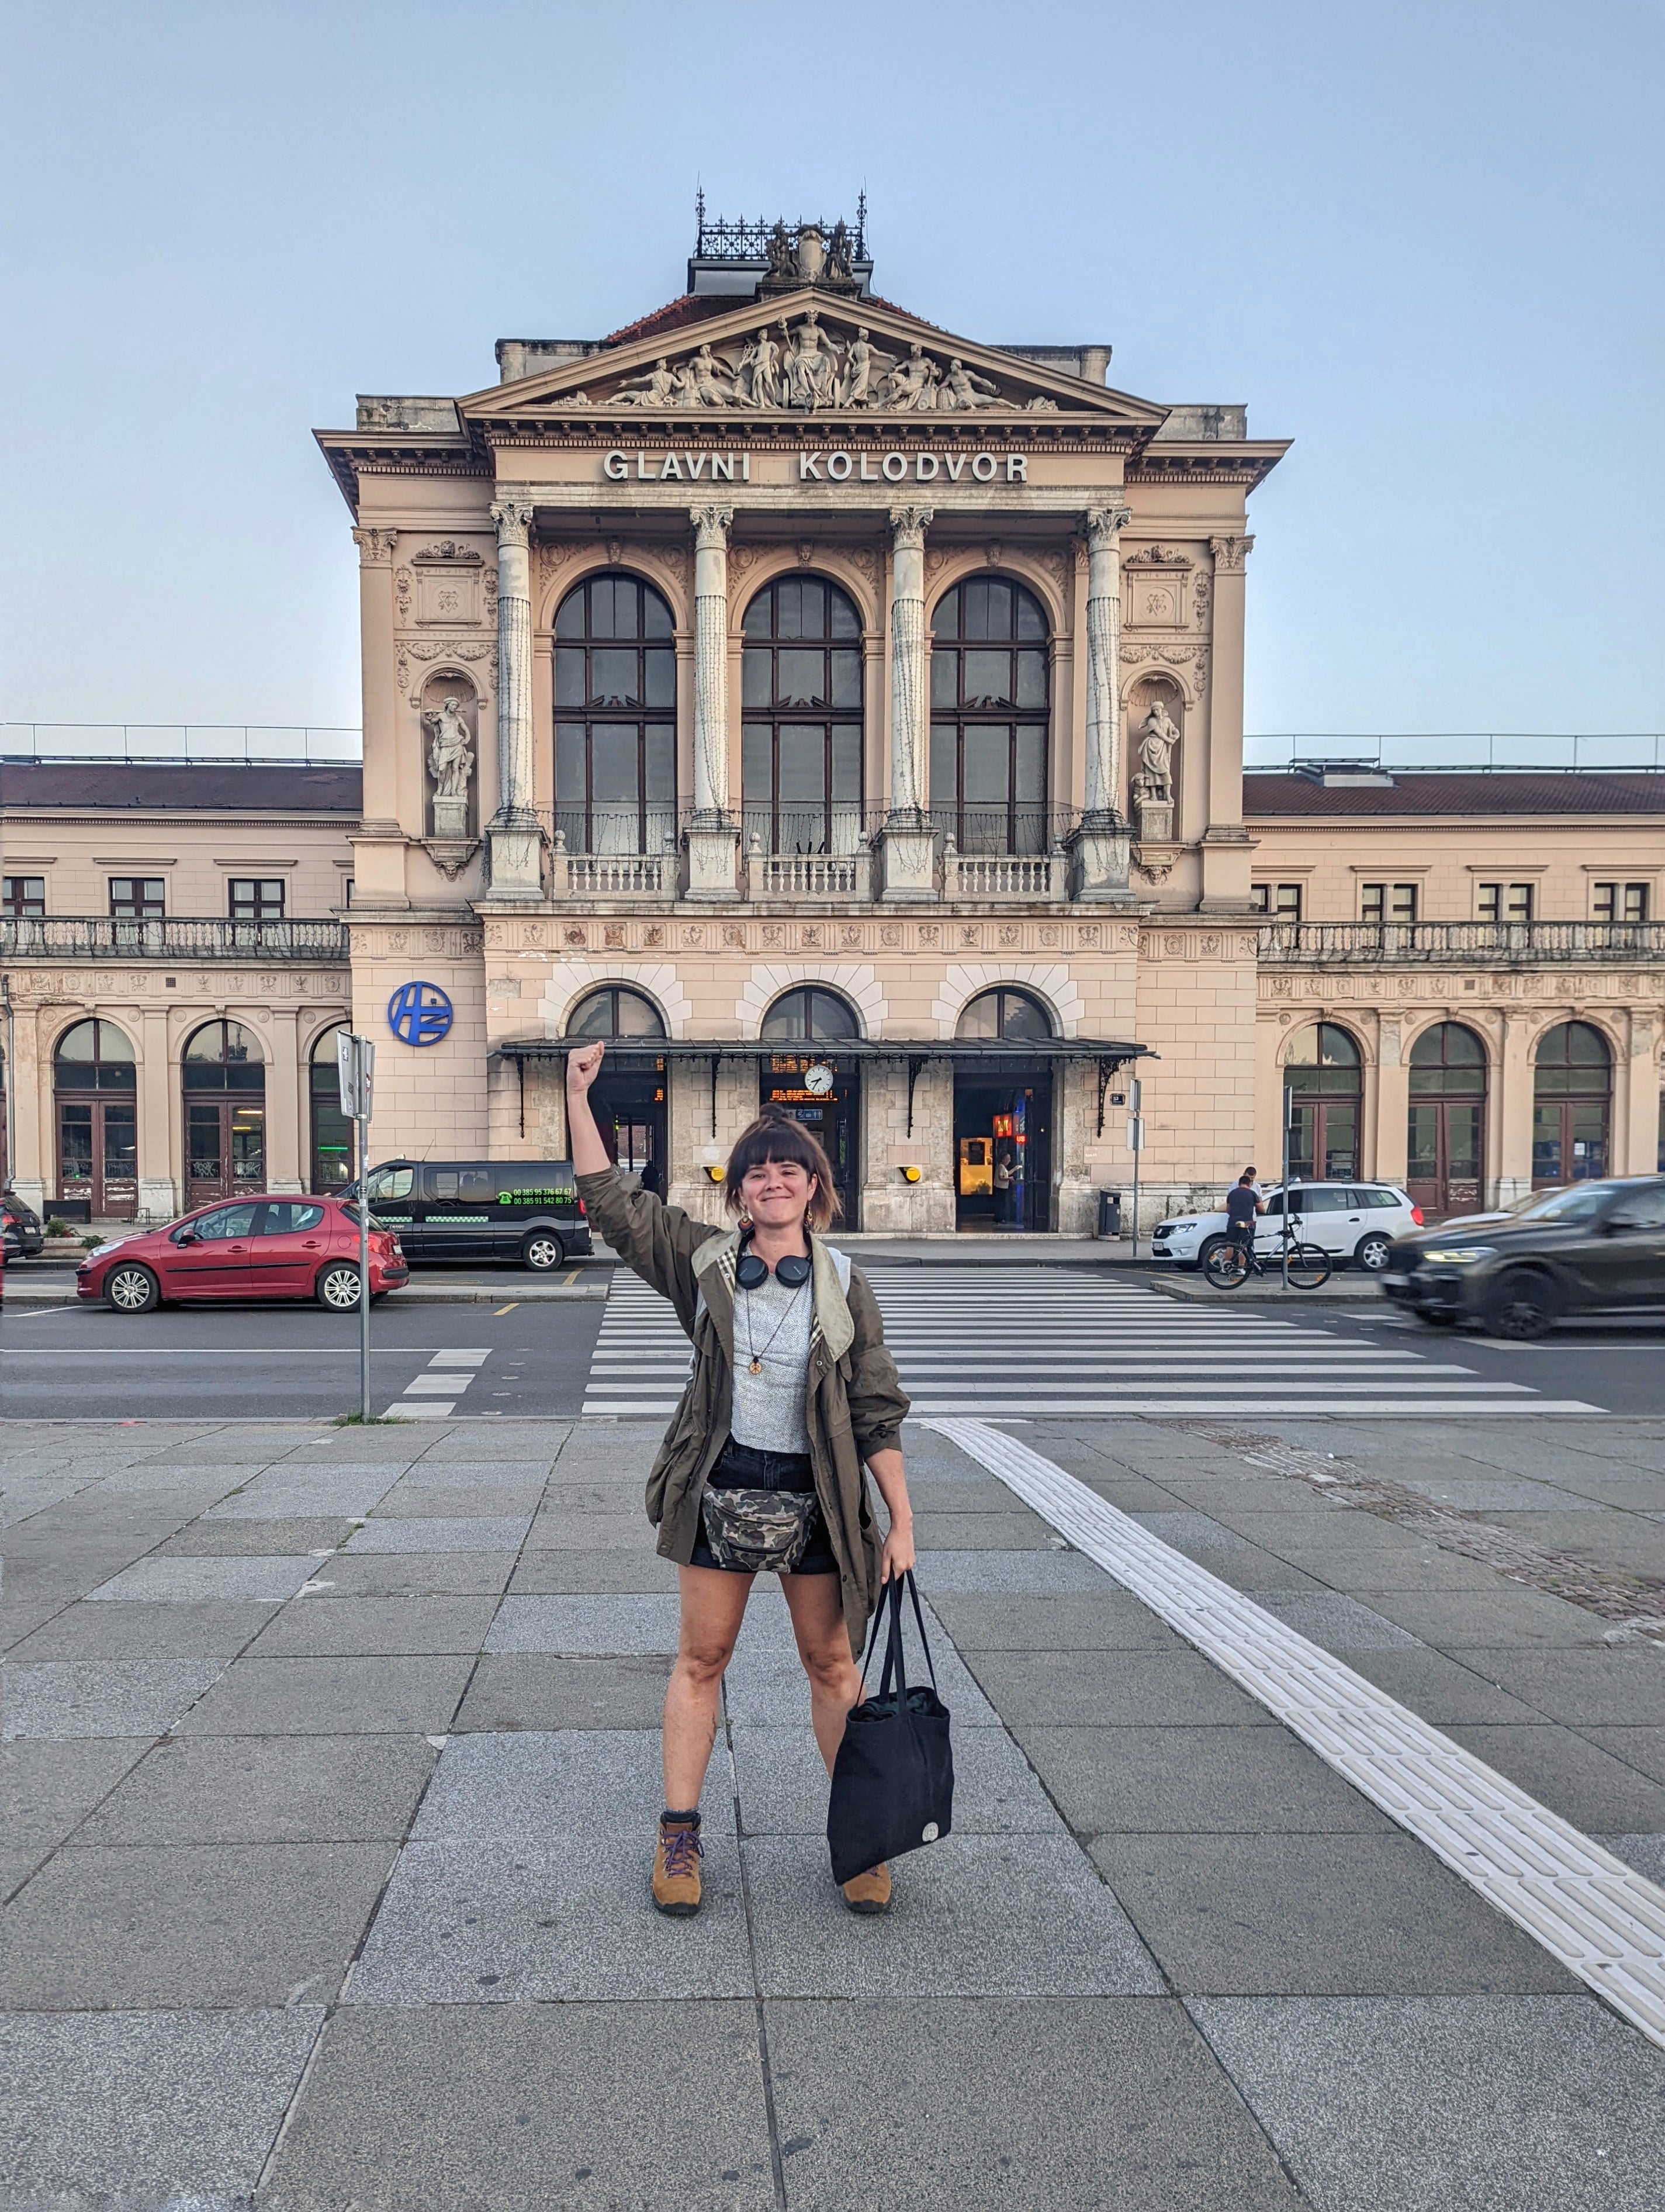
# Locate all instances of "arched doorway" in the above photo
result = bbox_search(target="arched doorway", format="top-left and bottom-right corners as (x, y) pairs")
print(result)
(309, 1022), (354, 1193)
(741, 574), (864, 853)
(566, 986), (668, 1186)
(553, 571), (676, 854)
(1533, 1021), (1611, 1186)
(1284, 1024), (1362, 1184)
(184, 1021), (265, 1207)
(54, 1019), (137, 1218)
(1407, 1022), (1488, 1215)
(929, 576), (1050, 852)
(953, 987), (1056, 1232)
(758, 987), (862, 1228)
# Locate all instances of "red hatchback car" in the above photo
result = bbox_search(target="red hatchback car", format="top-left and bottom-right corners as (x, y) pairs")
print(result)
(77, 1197), (409, 1314)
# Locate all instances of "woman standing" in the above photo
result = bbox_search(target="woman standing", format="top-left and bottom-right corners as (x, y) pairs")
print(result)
(566, 1041), (916, 1917)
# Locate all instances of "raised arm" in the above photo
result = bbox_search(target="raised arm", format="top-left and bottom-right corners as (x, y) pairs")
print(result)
(566, 1039), (719, 1331)
(565, 1041), (614, 1174)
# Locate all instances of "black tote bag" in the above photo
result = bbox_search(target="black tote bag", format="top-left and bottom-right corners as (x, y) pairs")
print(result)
(826, 1571), (954, 1885)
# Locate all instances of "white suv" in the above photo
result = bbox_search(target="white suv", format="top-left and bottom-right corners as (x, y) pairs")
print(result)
(1151, 1183), (1423, 1274)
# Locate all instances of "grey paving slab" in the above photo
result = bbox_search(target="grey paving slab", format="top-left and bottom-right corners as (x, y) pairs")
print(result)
(1442, 1723), (1665, 1832)
(2, 1478), (93, 1525)
(210, 1465), (400, 1511)
(1130, 1509), (1251, 1551)
(1, 1841), (394, 2007)
(421, 1422), (576, 1461)
(1078, 1469), (1202, 1512)
(1088, 1833), (1581, 1995)
(176, 1653), (475, 1736)
(1338, 1648), (1546, 1723)
(1361, 1585), (1607, 1648)
(247, 1594), (500, 1657)
(345, 1835), (752, 2002)
(914, 1546), (1120, 1592)
(507, 1545), (681, 1593)
(1251, 1589), (1426, 1651)
(964, 1647), (1278, 1728)
(397, 1457), (558, 1484)
(1186, 1544), (1328, 1594)
(6, 1596), (278, 1661)
(1190, 1994), (1665, 2212)
(94, 1465), (276, 1495)
(260, 2001), (773, 2212)
(538, 1477), (651, 1510)
(4, 1658), (224, 1740)
(928, 1589), (1189, 1651)
(1531, 1470), (1665, 1509)
(72, 1733), (439, 1845)
(1, 1848), (46, 1898)
(731, 1720), (1063, 1837)
(1213, 1507), (1431, 1553)
(454, 1653), (673, 1731)
(377, 1481), (544, 1518)
(1271, 1543), (1518, 1592)
(1599, 1833), (1665, 1881)
(1015, 1723), (1395, 1836)
(343, 1512), (534, 1553)
(906, 1509), (1056, 1550)
(1583, 1726), (1665, 1785)
(1389, 1472), (1611, 1512)
(2, 1736), (151, 1850)
(745, 1834), (1164, 1997)
(1444, 1646), (1665, 1724)
(303, 1550), (518, 1596)
(0, 2004), (326, 2211)
(895, 1470), (1026, 1511)
(765, 1996), (1305, 2212)
(413, 1727), (736, 1842)
(87, 1553), (319, 1603)
(524, 1508), (660, 1550)
(484, 1592), (682, 1654)
(158, 1515), (355, 1556)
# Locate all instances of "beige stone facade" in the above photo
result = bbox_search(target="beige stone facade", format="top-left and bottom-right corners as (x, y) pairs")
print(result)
(5, 217), (1661, 1228)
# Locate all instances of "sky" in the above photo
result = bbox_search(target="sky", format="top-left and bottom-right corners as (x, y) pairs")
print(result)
(3, 0), (1661, 750)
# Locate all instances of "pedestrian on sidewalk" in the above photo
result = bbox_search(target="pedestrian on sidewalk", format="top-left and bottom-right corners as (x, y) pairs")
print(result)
(566, 1041), (917, 1920)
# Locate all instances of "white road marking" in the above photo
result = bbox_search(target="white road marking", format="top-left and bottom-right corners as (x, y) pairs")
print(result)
(927, 1415), (1665, 2054)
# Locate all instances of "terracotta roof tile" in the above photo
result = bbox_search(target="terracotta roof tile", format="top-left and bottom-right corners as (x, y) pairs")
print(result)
(600, 295), (738, 347)
(1243, 770), (1665, 817)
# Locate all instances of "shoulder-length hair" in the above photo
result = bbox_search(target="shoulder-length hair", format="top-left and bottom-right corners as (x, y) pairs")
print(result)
(724, 1107), (840, 1230)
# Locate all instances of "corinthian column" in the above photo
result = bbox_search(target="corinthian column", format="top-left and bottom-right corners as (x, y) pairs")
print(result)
(690, 504), (735, 819)
(486, 491), (544, 897)
(1069, 500), (1134, 900)
(1200, 532), (1254, 912)
(686, 503), (739, 897)
(887, 505), (933, 817)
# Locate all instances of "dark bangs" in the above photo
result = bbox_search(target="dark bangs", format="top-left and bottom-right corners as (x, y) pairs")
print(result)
(724, 1111), (840, 1227)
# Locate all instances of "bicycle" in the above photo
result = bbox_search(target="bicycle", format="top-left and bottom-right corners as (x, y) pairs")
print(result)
(1204, 1218), (1332, 1290)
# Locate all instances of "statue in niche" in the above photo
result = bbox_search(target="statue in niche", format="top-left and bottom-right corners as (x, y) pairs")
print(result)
(1131, 695), (1180, 844)
(617, 356), (679, 407)
(424, 694), (475, 840)
(939, 358), (1003, 412)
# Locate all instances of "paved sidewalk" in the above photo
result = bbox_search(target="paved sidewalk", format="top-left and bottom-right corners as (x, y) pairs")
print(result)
(4, 1414), (1665, 2207)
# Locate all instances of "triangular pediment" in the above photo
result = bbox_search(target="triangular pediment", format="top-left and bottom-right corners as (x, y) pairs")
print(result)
(460, 292), (1166, 429)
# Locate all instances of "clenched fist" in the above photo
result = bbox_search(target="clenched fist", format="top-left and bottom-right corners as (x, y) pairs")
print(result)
(566, 1041), (605, 1095)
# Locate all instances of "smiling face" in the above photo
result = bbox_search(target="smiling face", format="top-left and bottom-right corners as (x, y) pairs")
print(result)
(740, 1154), (818, 1231)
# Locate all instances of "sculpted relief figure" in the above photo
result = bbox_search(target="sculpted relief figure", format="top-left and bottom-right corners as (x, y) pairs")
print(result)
(424, 696), (475, 803)
(839, 324), (894, 407)
(879, 342), (941, 412)
(605, 317), (1028, 414)
(682, 343), (739, 407)
(940, 358), (1002, 412)
(738, 326), (783, 407)
(784, 309), (837, 409)
(617, 357), (679, 407)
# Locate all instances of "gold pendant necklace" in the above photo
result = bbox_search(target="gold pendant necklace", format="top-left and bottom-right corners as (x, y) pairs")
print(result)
(748, 1357), (763, 1376)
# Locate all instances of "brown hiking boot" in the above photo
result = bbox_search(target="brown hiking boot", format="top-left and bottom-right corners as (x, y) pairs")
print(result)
(652, 1817), (703, 1916)
(841, 1862), (892, 1915)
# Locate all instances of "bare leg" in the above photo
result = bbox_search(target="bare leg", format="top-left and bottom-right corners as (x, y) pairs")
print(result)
(783, 1572), (864, 1776)
(663, 1564), (753, 1810)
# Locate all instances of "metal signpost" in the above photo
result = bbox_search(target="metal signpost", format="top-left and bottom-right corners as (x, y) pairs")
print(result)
(1127, 1077), (1145, 1258)
(337, 1033), (376, 1419)
(1281, 1081), (1294, 1290)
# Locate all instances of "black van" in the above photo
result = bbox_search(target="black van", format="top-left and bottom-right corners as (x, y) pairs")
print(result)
(346, 1160), (593, 1270)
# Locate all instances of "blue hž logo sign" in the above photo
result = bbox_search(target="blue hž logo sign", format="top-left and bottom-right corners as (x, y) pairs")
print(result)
(387, 981), (454, 1046)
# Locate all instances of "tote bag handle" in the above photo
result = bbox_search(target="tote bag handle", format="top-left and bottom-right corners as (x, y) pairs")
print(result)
(858, 1570), (940, 1703)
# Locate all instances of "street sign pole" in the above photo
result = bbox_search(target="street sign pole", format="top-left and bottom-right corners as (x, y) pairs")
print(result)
(1127, 1077), (1144, 1259)
(338, 1034), (376, 1420)
(1282, 1083), (1294, 1291)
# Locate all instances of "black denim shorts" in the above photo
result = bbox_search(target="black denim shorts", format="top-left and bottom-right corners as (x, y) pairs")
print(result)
(690, 1437), (839, 1577)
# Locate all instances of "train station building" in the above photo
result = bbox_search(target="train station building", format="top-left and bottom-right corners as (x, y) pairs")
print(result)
(4, 212), (1663, 1228)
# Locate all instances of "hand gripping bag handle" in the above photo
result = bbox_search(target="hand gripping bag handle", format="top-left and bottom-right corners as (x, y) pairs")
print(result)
(858, 1570), (939, 1705)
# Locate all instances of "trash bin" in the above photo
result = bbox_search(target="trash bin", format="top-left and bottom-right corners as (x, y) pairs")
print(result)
(1096, 1188), (1123, 1239)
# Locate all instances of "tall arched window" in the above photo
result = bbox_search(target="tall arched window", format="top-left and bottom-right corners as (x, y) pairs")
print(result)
(954, 987), (1055, 1042)
(1534, 1021), (1611, 1185)
(742, 576), (863, 854)
(54, 1018), (137, 1217)
(183, 1020), (265, 1207)
(309, 1022), (354, 1193)
(566, 986), (668, 1040)
(929, 576), (1050, 854)
(760, 987), (862, 1042)
(1408, 1022), (1487, 1215)
(1284, 1022), (1361, 1182)
(553, 572), (676, 854)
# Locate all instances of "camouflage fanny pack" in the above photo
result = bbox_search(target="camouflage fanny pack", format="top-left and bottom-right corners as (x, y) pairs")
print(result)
(700, 1485), (819, 1574)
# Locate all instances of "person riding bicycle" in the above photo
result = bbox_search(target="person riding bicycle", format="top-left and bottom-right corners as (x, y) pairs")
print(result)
(1224, 1170), (1264, 1257)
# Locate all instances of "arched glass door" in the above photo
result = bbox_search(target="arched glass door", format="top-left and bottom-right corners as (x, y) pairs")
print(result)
(309, 1023), (354, 1193)
(1407, 1022), (1488, 1215)
(1284, 1023), (1362, 1183)
(953, 988), (1056, 1231)
(1533, 1021), (1611, 1185)
(758, 987), (861, 1228)
(54, 1019), (137, 1218)
(566, 987), (668, 1186)
(184, 1021), (266, 1207)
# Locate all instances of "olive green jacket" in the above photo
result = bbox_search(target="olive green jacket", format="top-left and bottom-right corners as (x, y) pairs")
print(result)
(577, 1168), (911, 1655)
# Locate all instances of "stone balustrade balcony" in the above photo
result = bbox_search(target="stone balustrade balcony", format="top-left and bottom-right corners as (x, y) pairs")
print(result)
(0, 916), (350, 962)
(1258, 920), (1665, 966)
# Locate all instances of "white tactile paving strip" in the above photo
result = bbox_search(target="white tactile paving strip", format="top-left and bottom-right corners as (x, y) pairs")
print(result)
(927, 1415), (1665, 2051)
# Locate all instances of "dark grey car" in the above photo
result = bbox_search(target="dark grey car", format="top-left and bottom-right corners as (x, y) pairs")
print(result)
(1379, 1176), (1665, 1337)
(343, 1160), (594, 1270)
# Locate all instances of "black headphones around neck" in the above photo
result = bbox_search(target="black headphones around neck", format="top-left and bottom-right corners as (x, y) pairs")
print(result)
(735, 1229), (811, 1291)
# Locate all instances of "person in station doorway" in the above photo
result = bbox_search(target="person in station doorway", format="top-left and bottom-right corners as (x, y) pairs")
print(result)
(1225, 1168), (1265, 1260)
(565, 1040), (916, 1921)
(993, 1146), (1017, 1228)
(638, 1155), (661, 1198)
